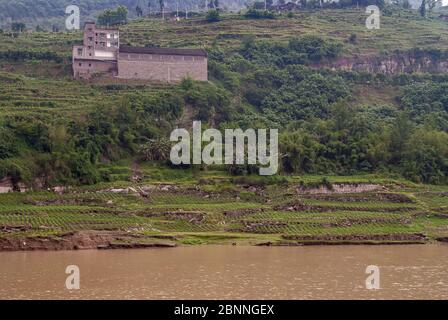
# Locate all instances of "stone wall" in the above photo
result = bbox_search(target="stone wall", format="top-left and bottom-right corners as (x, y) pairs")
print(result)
(73, 59), (117, 79)
(117, 53), (208, 82)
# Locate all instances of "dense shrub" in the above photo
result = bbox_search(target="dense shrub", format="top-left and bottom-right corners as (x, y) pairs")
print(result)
(0, 50), (63, 62)
(244, 9), (276, 19)
(206, 9), (220, 22)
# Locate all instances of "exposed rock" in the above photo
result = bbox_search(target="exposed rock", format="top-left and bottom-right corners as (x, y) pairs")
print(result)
(315, 51), (448, 75)
(223, 208), (264, 218)
(297, 183), (384, 195)
(274, 201), (334, 212)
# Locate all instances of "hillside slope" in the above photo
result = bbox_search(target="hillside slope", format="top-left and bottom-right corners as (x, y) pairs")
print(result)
(0, 9), (447, 186)
(0, 8), (448, 249)
(0, 0), (247, 28)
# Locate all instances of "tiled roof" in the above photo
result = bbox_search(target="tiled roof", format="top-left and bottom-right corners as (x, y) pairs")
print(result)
(120, 45), (208, 57)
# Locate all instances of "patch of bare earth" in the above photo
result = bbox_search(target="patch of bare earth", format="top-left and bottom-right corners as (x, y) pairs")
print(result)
(256, 233), (428, 246)
(0, 231), (176, 252)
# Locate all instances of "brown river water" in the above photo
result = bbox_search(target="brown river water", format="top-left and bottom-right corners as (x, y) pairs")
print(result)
(0, 245), (447, 300)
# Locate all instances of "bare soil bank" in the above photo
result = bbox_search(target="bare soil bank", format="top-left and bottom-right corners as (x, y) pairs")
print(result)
(0, 231), (176, 251)
(257, 233), (430, 246)
(1, 231), (446, 252)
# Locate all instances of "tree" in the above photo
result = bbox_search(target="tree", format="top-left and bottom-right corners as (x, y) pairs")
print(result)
(389, 113), (414, 164)
(206, 9), (220, 21)
(139, 139), (171, 161)
(402, 0), (411, 9)
(11, 22), (26, 32)
(427, 0), (437, 11)
(419, 0), (426, 17)
(136, 5), (143, 17)
(148, 0), (153, 15)
(98, 6), (128, 26)
(159, 0), (165, 19)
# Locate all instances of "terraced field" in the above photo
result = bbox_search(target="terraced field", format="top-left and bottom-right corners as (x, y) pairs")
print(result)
(1, 168), (448, 249)
(0, 72), (178, 119)
(2, 9), (447, 56)
(0, 10), (447, 250)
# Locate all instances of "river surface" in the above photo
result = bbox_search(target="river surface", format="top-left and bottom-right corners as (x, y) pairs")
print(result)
(0, 245), (448, 300)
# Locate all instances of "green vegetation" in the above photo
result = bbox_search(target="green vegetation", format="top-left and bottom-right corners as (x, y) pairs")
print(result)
(0, 10), (447, 187)
(0, 9), (447, 246)
(0, 172), (447, 245)
(97, 5), (128, 26)
(206, 9), (221, 22)
(244, 9), (276, 19)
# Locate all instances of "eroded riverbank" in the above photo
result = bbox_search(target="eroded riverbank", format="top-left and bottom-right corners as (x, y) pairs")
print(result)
(1, 230), (446, 252)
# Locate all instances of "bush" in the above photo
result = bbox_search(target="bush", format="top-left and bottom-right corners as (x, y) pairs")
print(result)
(349, 33), (357, 44)
(206, 9), (220, 22)
(244, 9), (276, 19)
(97, 5), (128, 26)
(0, 50), (63, 62)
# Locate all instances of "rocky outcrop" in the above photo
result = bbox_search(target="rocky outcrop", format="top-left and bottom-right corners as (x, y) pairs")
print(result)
(316, 50), (448, 75)
(296, 183), (384, 195)
(0, 177), (27, 193)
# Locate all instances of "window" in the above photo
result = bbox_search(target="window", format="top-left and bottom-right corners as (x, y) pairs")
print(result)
(88, 63), (92, 67)
(79, 63), (82, 66)
(88, 37), (93, 41)
(77, 48), (82, 56)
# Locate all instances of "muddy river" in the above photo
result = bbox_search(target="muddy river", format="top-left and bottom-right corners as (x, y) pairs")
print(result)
(0, 245), (448, 299)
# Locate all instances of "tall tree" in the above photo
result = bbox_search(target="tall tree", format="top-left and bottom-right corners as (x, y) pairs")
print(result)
(11, 22), (26, 32)
(136, 5), (143, 17)
(159, 0), (165, 19)
(419, 0), (427, 17)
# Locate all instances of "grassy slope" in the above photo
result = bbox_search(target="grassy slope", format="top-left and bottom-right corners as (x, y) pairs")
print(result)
(1, 9), (447, 117)
(3, 10), (448, 54)
(1, 10), (448, 245)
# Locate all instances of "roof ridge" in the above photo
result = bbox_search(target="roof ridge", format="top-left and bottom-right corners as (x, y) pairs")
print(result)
(119, 45), (208, 57)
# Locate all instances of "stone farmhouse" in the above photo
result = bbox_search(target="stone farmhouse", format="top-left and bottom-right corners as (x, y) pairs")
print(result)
(72, 22), (208, 82)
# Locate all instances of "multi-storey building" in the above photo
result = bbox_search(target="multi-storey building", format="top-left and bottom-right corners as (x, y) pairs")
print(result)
(73, 22), (208, 82)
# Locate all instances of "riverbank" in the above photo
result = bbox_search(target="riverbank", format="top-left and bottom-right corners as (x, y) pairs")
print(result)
(1, 230), (443, 252)
(2, 229), (447, 252)
(1, 172), (448, 251)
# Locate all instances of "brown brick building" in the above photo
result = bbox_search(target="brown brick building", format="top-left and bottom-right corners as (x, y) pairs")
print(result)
(73, 22), (208, 82)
